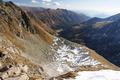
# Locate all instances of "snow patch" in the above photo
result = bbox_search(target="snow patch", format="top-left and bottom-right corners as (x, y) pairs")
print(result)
(51, 37), (101, 72)
(54, 38), (100, 66)
(57, 67), (64, 73)
(74, 70), (120, 80)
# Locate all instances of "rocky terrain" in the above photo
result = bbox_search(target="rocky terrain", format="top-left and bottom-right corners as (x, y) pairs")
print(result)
(0, 1), (119, 80)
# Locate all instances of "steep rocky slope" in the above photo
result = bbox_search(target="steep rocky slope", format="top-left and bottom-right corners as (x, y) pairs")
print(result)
(0, 1), (119, 80)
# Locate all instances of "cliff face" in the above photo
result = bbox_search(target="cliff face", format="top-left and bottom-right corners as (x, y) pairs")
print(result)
(0, 1), (119, 80)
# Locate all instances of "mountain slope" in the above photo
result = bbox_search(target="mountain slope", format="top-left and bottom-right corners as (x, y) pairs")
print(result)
(82, 15), (120, 67)
(82, 17), (103, 25)
(0, 1), (119, 80)
(62, 13), (120, 67)
(87, 19), (120, 67)
(105, 13), (120, 21)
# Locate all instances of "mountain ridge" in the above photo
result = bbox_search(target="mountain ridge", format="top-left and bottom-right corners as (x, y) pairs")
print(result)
(21, 6), (90, 31)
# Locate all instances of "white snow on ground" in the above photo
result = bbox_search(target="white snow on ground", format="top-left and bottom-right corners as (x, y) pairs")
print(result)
(74, 70), (120, 80)
(51, 37), (101, 73)
(56, 45), (100, 66)
(53, 37), (101, 67)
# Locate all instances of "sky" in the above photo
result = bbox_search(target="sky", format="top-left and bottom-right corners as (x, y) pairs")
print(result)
(3, 0), (120, 18)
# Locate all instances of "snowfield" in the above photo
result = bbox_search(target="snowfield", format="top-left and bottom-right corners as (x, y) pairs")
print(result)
(52, 37), (101, 68)
(74, 70), (120, 80)
(51, 37), (103, 75)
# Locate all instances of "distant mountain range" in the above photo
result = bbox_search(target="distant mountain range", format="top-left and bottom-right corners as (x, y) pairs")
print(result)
(21, 6), (90, 31)
(82, 13), (120, 25)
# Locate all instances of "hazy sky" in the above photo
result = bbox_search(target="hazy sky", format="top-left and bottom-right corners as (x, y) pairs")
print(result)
(4, 0), (120, 18)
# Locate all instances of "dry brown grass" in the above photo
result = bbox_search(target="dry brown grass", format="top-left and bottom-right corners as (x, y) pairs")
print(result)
(3, 31), (25, 50)
(53, 71), (78, 80)
(30, 16), (54, 44)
